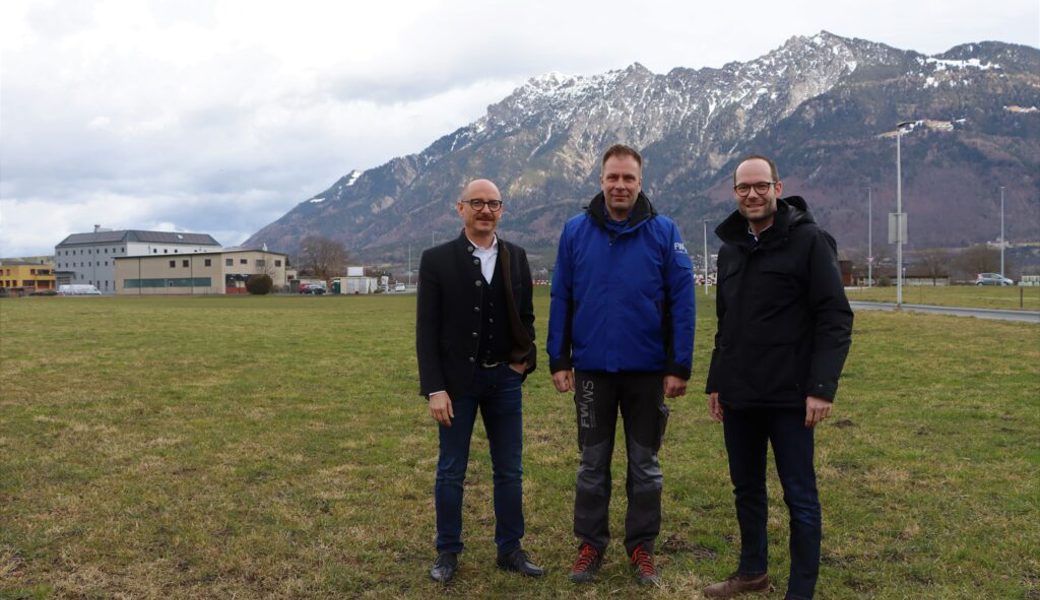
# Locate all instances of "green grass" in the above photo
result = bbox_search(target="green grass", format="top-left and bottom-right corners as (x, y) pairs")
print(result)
(1, 292), (1038, 599)
(846, 284), (1040, 311)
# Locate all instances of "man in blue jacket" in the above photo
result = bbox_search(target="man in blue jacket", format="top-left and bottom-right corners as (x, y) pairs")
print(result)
(547, 144), (695, 586)
(702, 155), (853, 600)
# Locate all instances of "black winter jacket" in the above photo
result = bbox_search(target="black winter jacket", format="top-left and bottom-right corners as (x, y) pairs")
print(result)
(705, 197), (853, 408)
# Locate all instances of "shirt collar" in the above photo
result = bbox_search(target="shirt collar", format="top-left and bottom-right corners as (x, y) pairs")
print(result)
(747, 223), (772, 242)
(466, 234), (498, 252)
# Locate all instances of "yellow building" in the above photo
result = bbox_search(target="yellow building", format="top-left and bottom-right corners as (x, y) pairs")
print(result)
(114, 249), (289, 295)
(0, 260), (56, 292)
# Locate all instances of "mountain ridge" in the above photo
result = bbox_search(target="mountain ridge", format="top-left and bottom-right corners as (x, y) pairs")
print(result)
(244, 31), (1040, 268)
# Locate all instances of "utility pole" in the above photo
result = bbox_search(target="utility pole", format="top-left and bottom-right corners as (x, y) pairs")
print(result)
(867, 186), (873, 288)
(703, 219), (710, 295)
(1000, 185), (1006, 277)
(894, 121), (912, 307)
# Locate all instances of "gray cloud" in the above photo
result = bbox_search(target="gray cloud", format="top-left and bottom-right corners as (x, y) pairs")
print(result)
(1, 0), (1037, 257)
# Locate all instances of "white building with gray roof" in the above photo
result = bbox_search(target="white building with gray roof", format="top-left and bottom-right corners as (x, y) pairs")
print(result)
(55, 227), (222, 293)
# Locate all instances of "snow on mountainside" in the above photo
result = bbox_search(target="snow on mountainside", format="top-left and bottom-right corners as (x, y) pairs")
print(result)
(244, 32), (1040, 266)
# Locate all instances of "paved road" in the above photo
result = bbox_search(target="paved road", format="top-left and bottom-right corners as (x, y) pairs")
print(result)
(850, 301), (1040, 324)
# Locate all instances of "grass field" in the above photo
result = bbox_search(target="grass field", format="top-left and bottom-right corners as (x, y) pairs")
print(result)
(1, 291), (1038, 599)
(845, 284), (1040, 311)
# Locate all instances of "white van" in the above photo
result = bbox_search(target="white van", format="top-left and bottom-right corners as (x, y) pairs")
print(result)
(58, 284), (102, 296)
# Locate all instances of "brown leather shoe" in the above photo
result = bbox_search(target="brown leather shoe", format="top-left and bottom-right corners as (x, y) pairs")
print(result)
(703, 571), (770, 597)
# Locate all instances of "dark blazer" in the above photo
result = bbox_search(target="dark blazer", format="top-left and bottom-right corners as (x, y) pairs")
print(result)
(416, 231), (537, 399)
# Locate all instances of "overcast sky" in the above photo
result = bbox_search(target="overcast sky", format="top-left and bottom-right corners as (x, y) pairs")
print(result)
(1, 0), (1037, 257)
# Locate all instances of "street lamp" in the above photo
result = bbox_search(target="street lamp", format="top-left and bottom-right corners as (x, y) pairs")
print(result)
(702, 219), (710, 295)
(867, 186), (873, 288)
(1000, 185), (1006, 277)
(894, 121), (912, 307)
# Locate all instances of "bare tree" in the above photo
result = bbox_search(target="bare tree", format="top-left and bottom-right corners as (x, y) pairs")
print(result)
(298, 236), (349, 281)
(914, 248), (952, 285)
(955, 244), (1000, 280)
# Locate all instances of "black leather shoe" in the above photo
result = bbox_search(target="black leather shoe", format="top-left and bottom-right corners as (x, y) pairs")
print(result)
(496, 548), (545, 578)
(429, 551), (458, 583)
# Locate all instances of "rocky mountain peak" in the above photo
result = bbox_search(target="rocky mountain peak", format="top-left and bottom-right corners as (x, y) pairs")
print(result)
(244, 33), (1039, 268)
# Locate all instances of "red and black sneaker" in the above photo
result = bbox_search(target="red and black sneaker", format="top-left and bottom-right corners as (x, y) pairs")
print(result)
(630, 544), (660, 586)
(568, 543), (603, 583)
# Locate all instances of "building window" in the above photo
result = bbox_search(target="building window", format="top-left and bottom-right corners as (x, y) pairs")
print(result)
(153, 249), (158, 253)
(275, 260), (282, 267)
(164, 249), (168, 254)
(182, 259), (189, 267)
(174, 249), (179, 253)
(225, 258), (233, 266)
(204, 259), (212, 267)
(256, 259), (266, 267)
(169, 260), (176, 268)
(240, 259), (247, 265)
(125, 277), (212, 288)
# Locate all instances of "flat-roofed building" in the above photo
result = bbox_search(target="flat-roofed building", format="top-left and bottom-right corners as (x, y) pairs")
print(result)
(55, 228), (222, 294)
(114, 249), (288, 295)
(0, 259), (56, 293)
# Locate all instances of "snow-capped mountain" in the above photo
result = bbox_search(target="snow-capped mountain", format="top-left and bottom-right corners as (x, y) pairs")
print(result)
(245, 32), (1039, 265)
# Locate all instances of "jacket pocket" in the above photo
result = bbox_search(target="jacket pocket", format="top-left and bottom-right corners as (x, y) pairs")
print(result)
(745, 342), (802, 397)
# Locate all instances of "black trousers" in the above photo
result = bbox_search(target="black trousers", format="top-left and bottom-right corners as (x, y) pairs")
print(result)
(573, 371), (669, 555)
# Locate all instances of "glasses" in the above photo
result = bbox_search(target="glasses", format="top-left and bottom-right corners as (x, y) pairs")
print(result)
(733, 181), (775, 196)
(462, 199), (503, 211)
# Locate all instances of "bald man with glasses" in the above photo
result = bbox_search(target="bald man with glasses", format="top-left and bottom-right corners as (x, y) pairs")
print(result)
(416, 179), (543, 583)
(703, 156), (852, 600)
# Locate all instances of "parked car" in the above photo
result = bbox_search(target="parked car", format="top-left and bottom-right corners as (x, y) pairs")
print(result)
(298, 283), (326, 295)
(975, 273), (1014, 286)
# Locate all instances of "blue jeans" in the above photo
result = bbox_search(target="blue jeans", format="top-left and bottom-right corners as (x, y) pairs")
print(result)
(723, 406), (820, 600)
(435, 364), (525, 555)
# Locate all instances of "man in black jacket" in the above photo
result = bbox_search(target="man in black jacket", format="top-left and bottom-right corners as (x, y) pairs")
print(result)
(416, 179), (542, 583)
(703, 156), (853, 600)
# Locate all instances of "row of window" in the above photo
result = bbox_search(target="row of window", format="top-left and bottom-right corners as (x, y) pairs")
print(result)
(58, 261), (110, 268)
(60, 247), (211, 257)
(58, 257), (283, 270)
(80, 278), (112, 289)
(124, 277), (213, 288)
(2, 280), (54, 288)
(169, 259), (214, 268)
(60, 247), (126, 256)
(56, 256), (283, 272)
(1, 269), (52, 275)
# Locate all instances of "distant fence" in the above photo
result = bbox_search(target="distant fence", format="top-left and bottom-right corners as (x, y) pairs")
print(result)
(1020, 275), (1040, 287)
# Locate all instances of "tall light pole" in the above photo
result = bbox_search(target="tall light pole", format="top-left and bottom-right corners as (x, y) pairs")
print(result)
(1000, 185), (1006, 277)
(702, 219), (710, 295)
(867, 186), (873, 288)
(895, 121), (912, 307)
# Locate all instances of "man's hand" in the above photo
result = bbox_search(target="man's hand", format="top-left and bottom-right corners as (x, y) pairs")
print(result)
(429, 391), (454, 427)
(805, 395), (832, 428)
(663, 375), (688, 398)
(707, 392), (723, 422)
(551, 369), (574, 393)
(508, 361), (527, 375)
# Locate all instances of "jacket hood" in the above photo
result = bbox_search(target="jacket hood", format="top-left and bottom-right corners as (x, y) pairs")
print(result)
(715, 196), (815, 246)
(587, 191), (657, 229)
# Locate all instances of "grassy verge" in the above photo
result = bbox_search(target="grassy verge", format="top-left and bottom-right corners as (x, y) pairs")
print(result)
(1, 292), (1037, 599)
(846, 284), (1040, 311)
